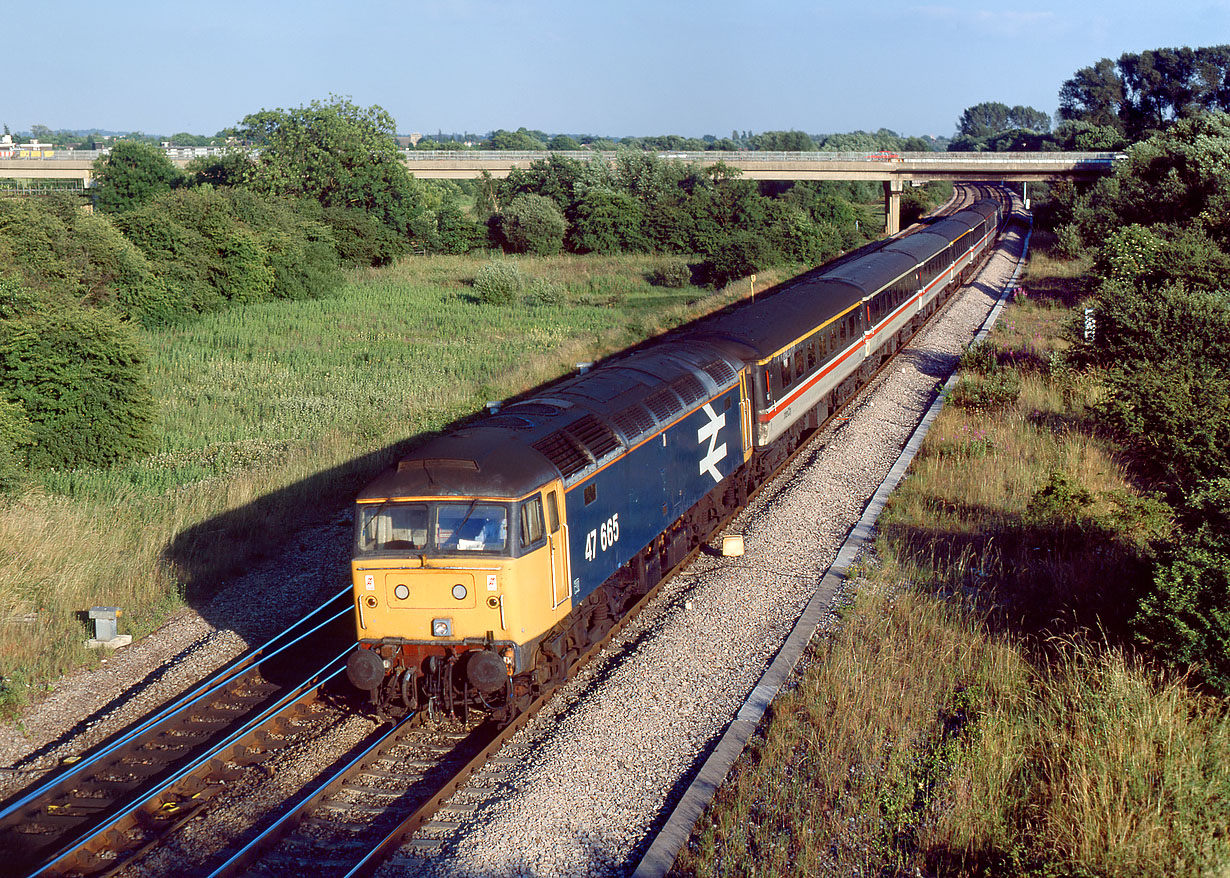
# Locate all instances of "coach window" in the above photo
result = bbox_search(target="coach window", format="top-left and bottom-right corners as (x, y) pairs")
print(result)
(519, 495), (546, 549)
(806, 342), (817, 370)
(794, 349), (805, 379)
(780, 355), (792, 388)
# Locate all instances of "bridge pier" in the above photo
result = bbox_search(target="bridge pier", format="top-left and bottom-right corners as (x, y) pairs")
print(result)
(883, 178), (902, 235)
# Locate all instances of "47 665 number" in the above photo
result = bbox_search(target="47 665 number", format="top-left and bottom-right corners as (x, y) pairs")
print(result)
(583, 513), (619, 561)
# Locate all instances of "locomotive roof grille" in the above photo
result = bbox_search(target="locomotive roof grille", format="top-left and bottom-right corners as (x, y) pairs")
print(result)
(565, 413), (622, 460)
(671, 374), (708, 406)
(612, 404), (657, 441)
(702, 359), (738, 386)
(505, 402), (566, 417)
(481, 415), (535, 430)
(532, 432), (590, 479)
(645, 387), (685, 423)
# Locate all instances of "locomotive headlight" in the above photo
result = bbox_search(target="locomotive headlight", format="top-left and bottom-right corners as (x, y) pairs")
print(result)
(432, 618), (452, 637)
(394, 584), (410, 600)
(452, 583), (468, 600)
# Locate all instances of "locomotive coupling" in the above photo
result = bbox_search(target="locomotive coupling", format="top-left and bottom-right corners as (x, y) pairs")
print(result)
(346, 647), (387, 691)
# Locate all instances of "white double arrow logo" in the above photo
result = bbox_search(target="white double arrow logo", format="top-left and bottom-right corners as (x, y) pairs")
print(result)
(697, 403), (728, 484)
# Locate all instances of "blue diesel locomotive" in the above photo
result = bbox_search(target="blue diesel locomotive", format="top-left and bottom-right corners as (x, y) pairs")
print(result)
(344, 198), (1005, 720)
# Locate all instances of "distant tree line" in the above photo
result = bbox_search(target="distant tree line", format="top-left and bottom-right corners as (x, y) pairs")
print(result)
(0, 96), (953, 490)
(475, 151), (947, 287)
(951, 44), (1230, 153)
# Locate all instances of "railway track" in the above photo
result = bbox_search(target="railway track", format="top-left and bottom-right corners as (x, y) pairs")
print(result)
(0, 184), (1008, 878)
(0, 592), (356, 877)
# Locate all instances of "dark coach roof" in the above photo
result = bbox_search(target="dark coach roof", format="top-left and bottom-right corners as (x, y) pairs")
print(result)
(696, 277), (865, 360)
(818, 250), (920, 296)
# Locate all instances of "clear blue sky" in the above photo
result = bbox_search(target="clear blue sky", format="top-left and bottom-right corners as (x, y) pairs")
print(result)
(5, 0), (1227, 139)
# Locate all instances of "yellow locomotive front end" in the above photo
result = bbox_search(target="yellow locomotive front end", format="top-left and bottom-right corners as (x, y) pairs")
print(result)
(345, 443), (572, 720)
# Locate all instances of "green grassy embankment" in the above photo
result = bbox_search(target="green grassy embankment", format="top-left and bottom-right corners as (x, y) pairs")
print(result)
(672, 239), (1230, 877)
(0, 253), (798, 715)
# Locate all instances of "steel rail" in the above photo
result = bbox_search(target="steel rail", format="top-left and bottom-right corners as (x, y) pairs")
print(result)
(27, 652), (351, 877)
(0, 591), (352, 824)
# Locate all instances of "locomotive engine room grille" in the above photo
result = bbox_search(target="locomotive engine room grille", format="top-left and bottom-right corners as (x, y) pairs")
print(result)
(702, 359), (738, 387)
(612, 404), (657, 442)
(533, 432), (590, 479)
(671, 374), (708, 406)
(645, 387), (685, 424)
(564, 413), (621, 460)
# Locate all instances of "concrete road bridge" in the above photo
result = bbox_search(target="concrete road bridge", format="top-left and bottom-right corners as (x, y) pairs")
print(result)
(1, 149), (1116, 234)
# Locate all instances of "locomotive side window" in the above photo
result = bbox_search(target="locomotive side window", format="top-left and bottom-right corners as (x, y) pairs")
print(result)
(584, 483), (597, 505)
(546, 491), (560, 533)
(519, 495), (546, 548)
(437, 503), (508, 552)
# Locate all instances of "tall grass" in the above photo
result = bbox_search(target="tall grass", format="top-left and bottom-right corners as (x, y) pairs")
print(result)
(0, 252), (793, 712)
(673, 244), (1228, 876)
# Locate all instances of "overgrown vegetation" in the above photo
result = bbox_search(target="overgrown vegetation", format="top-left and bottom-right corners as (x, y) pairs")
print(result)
(674, 222), (1230, 877)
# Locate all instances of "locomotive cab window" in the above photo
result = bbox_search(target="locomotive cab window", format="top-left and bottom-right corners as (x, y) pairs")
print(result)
(546, 491), (560, 533)
(358, 502), (428, 552)
(436, 503), (508, 552)
(519, 495), (546, 548)
(355, 500), (508, 555)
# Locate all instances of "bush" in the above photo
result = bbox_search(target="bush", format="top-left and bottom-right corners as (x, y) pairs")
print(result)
(694, 230), (772, 289)
(958, 339), (1000, 375)
(648, 260), (692, 288)
(473, 261), (526, 304)
(499, 194), (566, 256)
(1133, 478), (1230, 692)
(434, 202), (485, 255)
(0, 398), (33, 499)
(1025, 470), (1095, 527)
(525, 276), (567, 305)
(92, 141), (183, 214)
(0, 301), (154, 468)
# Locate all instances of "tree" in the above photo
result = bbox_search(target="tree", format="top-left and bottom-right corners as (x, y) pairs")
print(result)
(498, 194), (566, 256)
(1059, 58), (1127, 130)
(92, 141), (183, 213)
(548, 134), (583, 151)
(567, 188), (648, 254)
(488, 128), (547, 150)
(957, 102), (1013, 139)
(1059, 46), (1230, 140)
(238, 96), (426, 237)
